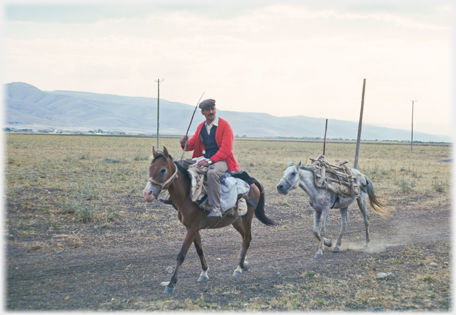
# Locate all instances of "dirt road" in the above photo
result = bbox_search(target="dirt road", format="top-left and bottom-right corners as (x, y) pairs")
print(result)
(6, 188), (451, 311)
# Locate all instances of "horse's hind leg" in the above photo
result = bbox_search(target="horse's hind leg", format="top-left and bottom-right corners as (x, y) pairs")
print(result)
(193, 232), (209, 282)
(231, 215), (252, 277)
(333, 207), (348, 253)
(357, 194), (370, 250)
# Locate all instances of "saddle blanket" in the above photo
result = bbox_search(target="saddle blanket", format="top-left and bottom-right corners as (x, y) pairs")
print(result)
(187, 165), (250, 216)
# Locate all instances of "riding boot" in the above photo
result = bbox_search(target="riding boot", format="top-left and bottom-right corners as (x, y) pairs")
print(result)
(158, 198), (173, 205)
(159, 198), (178, 211)
(208, 207), (223, 217)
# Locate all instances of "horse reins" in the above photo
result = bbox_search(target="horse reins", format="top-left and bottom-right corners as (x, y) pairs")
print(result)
(281, 169), (302, 189)
(147, 163), (179, 198)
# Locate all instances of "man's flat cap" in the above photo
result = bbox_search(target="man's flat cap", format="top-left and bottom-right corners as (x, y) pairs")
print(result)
(199, 99), (216, 109)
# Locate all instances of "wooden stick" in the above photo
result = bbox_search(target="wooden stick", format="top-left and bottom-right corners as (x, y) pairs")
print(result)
(354, 79), (366, 169)
(180, 91), (205, 161)
(323, 119), (328, 155)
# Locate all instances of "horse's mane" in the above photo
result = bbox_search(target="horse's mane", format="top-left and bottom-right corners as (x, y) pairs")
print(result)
(174, 161), (191, 184)
(152, 152), (173, 163)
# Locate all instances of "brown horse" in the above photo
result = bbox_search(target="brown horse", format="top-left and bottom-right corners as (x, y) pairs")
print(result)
(143, 147), (275, 294)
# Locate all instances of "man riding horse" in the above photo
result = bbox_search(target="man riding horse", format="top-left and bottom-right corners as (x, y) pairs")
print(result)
(161, 98), (244, 217)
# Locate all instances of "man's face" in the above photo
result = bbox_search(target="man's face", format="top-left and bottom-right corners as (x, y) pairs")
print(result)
(202, 106), (216, 121)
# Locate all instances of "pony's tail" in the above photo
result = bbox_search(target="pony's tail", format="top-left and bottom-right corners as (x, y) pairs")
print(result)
(253, 179), (276, 226)
(365, 176), (390, 216)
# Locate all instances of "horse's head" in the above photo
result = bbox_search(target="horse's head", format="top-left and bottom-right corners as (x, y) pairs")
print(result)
(276, 160), (302, 195)
(143, 146), (177, 203)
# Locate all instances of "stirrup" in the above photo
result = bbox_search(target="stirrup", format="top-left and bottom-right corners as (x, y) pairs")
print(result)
(208, 208), (223, 217)
(158, 198), (173, 205)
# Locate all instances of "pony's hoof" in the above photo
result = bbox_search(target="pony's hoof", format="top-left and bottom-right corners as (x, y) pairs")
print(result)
(197, 275), (209, 283)
(314, 253), (322, 259)
(232, 270), (242, 277)
(363, 245), (370, 251)
(243, 262), (249, 272)
(324, 239), (332, 247)
(163, 286), (175, 294)
(332, 247), (340, 253)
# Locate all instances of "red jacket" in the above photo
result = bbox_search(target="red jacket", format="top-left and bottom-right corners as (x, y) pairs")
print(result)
(183, 118), (241, 172)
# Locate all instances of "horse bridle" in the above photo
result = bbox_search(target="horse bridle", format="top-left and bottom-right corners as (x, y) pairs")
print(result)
(147, 163), (179, 198)
(281, 169), (301, 190)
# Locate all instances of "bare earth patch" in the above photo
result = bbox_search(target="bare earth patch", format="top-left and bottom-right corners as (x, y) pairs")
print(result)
(6, 189), (451, 311)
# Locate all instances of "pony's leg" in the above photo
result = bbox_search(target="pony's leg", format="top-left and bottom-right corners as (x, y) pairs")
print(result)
(333, 207), (348, 253)
(231, 216), (252, 277)
(357, 194), (370, 250)
(315, 208), (330, 259)
(163, 227), (199, 294)
(193, 232), (209, 282)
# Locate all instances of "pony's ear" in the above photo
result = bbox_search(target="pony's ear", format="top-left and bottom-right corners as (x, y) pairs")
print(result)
(163, 146), (169, 159)
(287, 160), (292, 167)
(152, 146), (158, 157)
(297, 160), (302, 169)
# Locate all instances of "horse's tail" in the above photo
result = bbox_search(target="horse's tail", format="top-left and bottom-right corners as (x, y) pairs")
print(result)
(253, 179), (276, 226)
(365, 176), (390, 216)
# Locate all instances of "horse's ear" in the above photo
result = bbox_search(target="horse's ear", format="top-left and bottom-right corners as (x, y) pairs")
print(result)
(287, 160), (292, 167)
(163, 146), (169, 159)
(297, 160), (302, 169)
(152, 146), (158, 157)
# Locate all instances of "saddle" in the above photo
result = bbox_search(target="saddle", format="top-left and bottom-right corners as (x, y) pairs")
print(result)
(187, 166), (249, 217)
(307, 155), (360, 197)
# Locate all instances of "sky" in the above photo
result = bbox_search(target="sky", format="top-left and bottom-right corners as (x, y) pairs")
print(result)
(2, 0), (454, 137)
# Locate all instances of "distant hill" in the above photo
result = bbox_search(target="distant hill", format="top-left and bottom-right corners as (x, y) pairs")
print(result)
(4, 82), (451, 142)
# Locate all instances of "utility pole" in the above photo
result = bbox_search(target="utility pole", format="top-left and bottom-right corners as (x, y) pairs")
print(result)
(411, 100), (417, 152)
(155, 79), (164, 149)
(354, 78), (366, 169)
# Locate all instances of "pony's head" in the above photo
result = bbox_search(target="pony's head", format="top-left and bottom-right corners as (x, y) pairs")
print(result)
(143, 146), (177, 203)
(276, 160), (302, 195)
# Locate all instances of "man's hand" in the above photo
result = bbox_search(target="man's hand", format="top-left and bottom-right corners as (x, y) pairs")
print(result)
(197, 159), (211, 167)
(180, 136), (188, 148)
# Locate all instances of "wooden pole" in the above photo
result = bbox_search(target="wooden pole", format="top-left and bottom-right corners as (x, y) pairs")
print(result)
(155, 79), (164, 149)
(354, 78), (366, 169)
(323, 119), (328, 155)
(411, 100), (416, 152)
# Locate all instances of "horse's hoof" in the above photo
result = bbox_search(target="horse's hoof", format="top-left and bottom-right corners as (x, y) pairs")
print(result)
(243, 263), (249, 272)
(197, 275), (209, 283)
(332, 247), (340, 253)
(160, 281), (170, 287)
(324, 239), (332, 247)
(163, 286), (175, 294)
(363, 245), (370, 251)
(232, 270), (242, 277)
(314, 253), (322, 259)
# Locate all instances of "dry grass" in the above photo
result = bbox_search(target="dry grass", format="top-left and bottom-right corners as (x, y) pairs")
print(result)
(5, 134), (451, 246)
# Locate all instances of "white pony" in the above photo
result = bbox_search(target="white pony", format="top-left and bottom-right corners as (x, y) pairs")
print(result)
(276, 159), (388, 259)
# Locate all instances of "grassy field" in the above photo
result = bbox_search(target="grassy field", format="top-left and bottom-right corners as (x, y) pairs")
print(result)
(5, 134), (452, 311)
(5, 134), (450, 225)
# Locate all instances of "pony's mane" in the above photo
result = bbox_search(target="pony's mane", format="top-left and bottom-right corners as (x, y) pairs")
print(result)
(174, 162), (191, 184)
(152, 152), (173, 163)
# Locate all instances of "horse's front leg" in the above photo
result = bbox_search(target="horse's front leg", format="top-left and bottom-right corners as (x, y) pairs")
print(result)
(333, 207), (348, 253)
(193, 232), (209, 282)
(313, 208), (330, 259)
(162, 227), (199, 294)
